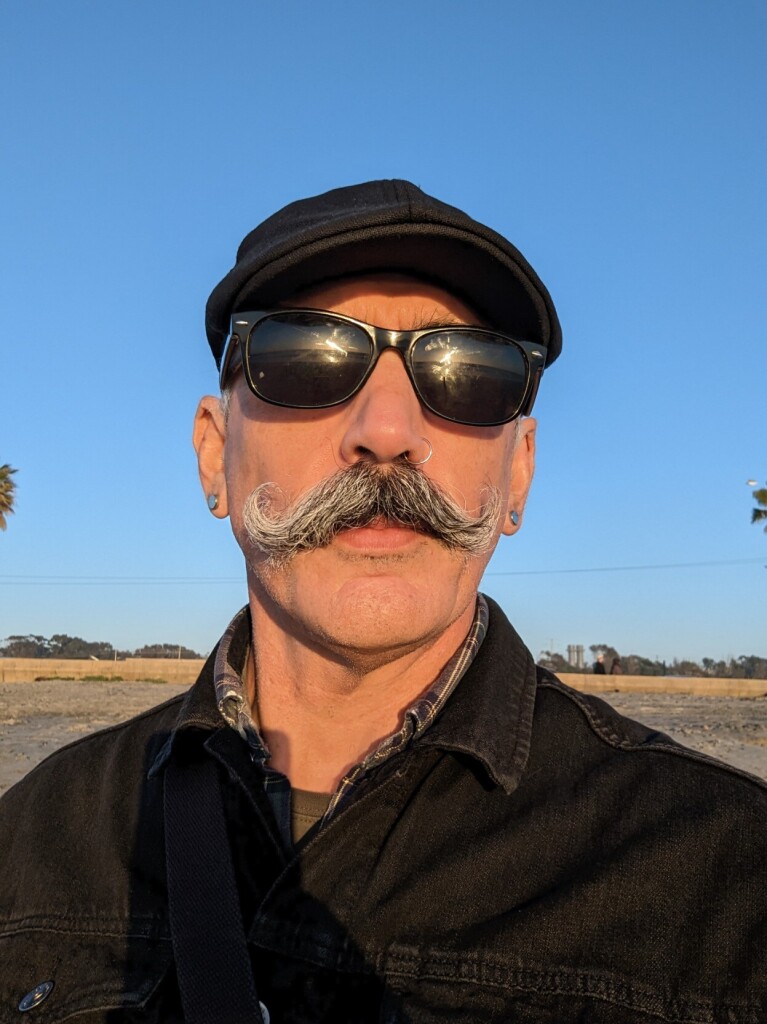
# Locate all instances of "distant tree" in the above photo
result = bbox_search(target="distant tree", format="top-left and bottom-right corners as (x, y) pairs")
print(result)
(708, 658), (730, 678)
(47, 634), (129, 660)
(1, 634), (50, 658)
(624, 654), (665, 676)
(0, 634), (129, 659)
(670, 658), (704, 677)
(0, 464), (17, 531)
(752, 484), (767, 533)
(739, 655), (767, 680)
(589, 643), (620, 661)
(132, 643), (202, 659)
(589, 643), (620, 670)
(533, 648), (767, 681)
(537, 650), (574, 673)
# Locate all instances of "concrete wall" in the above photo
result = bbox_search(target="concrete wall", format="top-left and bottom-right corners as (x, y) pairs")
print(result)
(1, 659), (766, 696)
(0, 658), (205, 684)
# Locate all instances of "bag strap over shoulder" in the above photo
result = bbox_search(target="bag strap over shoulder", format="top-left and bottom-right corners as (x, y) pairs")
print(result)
(164, 755), (268, 1024)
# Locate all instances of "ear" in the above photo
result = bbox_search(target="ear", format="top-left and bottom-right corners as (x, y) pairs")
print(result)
(193, 396), (229, 518)
(501, 418), (536, 536)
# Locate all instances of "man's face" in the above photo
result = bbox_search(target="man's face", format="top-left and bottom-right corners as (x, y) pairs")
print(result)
(194, 274), (536, 663)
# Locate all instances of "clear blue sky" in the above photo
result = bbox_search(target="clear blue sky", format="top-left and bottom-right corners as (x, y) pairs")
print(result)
(2, 0), (765, 663)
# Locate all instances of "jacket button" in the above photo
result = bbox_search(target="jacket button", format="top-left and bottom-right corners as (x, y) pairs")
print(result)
(259, 1000), (270, 1024)
(18, 981), (54, 1012)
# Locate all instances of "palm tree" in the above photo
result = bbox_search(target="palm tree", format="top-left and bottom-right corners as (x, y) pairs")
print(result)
(753, 483), (767, 533)
(0, 464), (17, 531)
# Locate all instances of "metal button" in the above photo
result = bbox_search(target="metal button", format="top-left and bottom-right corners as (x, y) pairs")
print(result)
(18, 981), (54, 1012)
(259, 1001), (270, 1024)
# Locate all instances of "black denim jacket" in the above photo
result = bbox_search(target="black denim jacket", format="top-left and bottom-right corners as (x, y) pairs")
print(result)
(1, 599), (766, 1022)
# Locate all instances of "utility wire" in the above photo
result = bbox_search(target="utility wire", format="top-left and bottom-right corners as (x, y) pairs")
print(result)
(485, 557), (766, 577)
(0, 557), (763, 584)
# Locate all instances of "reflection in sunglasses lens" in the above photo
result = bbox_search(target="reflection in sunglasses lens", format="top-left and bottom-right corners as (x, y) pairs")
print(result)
(244, 316), (528, 425)
(413, 332), (527, 425)
(248, 315), (372, 407)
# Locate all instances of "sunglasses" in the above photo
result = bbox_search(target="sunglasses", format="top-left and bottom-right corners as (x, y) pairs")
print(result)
(219, 309), (546, 427)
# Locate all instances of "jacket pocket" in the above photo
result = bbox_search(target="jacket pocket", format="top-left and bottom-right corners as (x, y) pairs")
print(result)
(0, 928), (172, 1023)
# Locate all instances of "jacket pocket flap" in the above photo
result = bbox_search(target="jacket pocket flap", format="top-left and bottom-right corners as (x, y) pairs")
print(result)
(0, 929), (172, 1023)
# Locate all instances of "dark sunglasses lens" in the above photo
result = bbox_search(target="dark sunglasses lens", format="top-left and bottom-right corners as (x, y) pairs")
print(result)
(412, 331), (529, 425)
(246, 314), (372, 407)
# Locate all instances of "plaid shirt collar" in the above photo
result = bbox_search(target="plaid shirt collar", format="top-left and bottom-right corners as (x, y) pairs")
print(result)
(212, 595), (489, 817)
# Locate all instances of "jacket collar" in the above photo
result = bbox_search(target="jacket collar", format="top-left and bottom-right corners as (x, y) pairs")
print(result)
(417, 595), (537, 794)
(147, 646), (225, 777)
(150, 595), (536, 794)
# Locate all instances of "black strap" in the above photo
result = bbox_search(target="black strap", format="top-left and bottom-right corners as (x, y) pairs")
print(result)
(164, 755), (267, 1024)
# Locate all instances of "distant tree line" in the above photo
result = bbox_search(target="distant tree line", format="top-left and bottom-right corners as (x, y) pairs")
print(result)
(0, 635), (202, 660)
(538, 643), (767, 680)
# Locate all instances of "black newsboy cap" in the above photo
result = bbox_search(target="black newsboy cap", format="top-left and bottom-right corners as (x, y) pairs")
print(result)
(206, 179), (561, 368)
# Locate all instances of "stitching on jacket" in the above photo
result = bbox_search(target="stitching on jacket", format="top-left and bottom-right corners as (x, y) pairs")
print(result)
(536, 671), (767, 790)
(381, 947), (757, 1022)
(0, 916), (173, 939)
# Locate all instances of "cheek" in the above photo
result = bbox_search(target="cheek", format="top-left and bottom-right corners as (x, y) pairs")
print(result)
(223, 432), (259, 508)
(435, 443), (512, 502)
(429, 420), (515, 484)
(223, 421), (339, 515)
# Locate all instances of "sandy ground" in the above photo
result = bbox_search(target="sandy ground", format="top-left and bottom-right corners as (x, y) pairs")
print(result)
(0, 680), (190, 795)
(1, 679), (767, 796)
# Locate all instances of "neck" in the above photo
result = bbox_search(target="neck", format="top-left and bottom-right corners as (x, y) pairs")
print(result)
(245, 595), (477, 792)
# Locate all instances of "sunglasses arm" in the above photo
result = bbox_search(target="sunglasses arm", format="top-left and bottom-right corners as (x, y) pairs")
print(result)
(219, 334), (243, 389)
(521, 367), (543, 417)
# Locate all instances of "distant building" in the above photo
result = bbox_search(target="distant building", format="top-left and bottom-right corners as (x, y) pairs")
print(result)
(567, 644), (585, 669)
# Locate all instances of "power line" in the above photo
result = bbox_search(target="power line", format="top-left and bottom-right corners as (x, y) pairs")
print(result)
(0, 576), (242, 586)
(0, 557), (763, 584)
(0, 575), (239, 580)
(485, 557), (766, 577)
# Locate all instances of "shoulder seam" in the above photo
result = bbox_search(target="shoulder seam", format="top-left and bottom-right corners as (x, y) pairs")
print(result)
(536, 674), (767, 792)
(7, 693), (186, 782)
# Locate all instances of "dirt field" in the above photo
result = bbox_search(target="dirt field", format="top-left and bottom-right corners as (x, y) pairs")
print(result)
(1, 679), (767, 795)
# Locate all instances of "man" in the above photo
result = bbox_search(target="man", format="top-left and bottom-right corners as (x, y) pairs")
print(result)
(1, 181), (765, 1021)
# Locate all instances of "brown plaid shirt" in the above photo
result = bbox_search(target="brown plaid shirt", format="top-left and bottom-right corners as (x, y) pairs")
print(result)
(213, 595), (489, 838)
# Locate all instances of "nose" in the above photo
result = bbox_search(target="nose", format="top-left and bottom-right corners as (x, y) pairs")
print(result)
(338, 350), (429, 466)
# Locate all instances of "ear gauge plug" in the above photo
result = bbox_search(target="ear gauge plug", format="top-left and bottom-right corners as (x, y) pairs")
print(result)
(509, 510), (519, 526)
(207, 495), (219, 512)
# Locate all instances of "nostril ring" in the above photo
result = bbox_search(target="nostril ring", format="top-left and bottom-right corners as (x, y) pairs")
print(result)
(404, 438), (433, 466)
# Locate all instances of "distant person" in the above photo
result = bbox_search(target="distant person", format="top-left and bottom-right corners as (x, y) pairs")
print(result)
(593, 652), (606, 674)
(610, 656), (624, 675)
(1, 180), (765, 1019)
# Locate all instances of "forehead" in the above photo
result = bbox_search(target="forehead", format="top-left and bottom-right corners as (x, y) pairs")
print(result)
(282, 273), (486, 331)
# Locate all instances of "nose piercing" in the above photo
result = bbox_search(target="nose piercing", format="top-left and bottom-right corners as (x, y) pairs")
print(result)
(404, 438), (433, 466)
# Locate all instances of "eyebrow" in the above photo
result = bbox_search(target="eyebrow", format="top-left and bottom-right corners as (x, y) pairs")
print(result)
(273, 305), (485, 331)
(409, 312), (472, 330)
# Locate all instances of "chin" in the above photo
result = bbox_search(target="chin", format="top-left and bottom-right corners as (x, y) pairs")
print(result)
(249, 543), (482, 659)
(312, 577), (454, 653)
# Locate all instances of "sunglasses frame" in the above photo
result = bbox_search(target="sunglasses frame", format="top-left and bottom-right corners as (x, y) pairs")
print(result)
(219, 309), (547, 426)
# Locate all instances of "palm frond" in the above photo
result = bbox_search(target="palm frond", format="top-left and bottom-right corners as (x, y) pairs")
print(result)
(0, 464), (17, 531)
